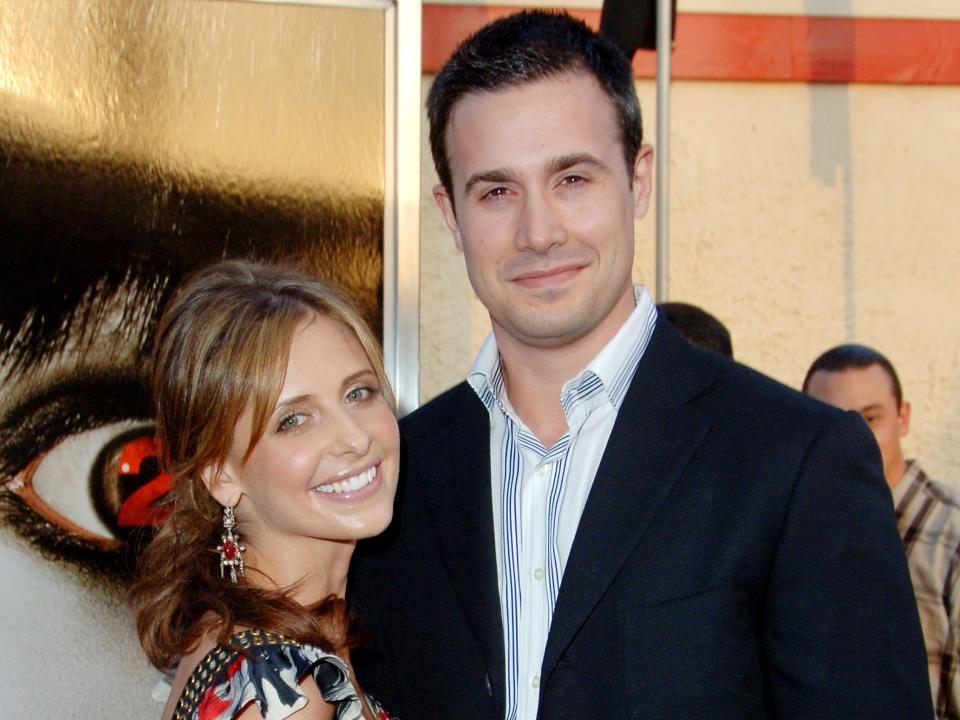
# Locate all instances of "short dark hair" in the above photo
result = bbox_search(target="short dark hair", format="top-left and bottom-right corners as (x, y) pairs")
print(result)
(658, 302), (733, 358)
(427, 10), (642, 204)
(802, 343), (903, 407)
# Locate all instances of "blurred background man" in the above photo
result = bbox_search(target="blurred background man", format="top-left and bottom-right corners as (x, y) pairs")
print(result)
(657, 302), (733, 358)
(805, 344), (960, 719)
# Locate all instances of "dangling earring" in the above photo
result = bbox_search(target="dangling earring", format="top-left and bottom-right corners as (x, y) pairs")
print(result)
(217, 504), (245, 583)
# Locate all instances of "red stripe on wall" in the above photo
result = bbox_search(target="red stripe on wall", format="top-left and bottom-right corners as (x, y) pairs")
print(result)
(422, 6), (960, 84)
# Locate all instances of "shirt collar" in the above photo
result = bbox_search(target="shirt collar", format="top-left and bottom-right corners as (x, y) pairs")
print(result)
(467, 285), (657, 415)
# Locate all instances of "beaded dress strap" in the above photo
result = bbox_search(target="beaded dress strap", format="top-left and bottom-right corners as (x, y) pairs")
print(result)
(172, 629), (300, 719)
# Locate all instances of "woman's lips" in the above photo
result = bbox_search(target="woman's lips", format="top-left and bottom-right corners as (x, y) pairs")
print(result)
(311, 463), (382, 502)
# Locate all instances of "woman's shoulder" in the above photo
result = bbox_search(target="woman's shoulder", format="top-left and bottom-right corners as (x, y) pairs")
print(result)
(161, 634), (220, 720)
(163, 629), (360, 720)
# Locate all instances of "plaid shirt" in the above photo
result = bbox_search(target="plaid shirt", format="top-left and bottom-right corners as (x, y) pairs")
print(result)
(894, 460), (960, 720)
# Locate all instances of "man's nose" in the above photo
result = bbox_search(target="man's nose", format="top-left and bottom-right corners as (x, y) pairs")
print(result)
(515, 190), (566, 253)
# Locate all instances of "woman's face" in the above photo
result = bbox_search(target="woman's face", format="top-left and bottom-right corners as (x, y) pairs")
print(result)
(220, 314), (399, 552)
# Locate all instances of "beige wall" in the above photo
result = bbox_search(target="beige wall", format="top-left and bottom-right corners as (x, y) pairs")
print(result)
(418, 76), (960, 484)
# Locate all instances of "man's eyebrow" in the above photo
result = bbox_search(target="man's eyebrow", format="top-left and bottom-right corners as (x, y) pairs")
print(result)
(546, 153), (608, 175)
(859, 403), (885, 415)
(464, 168), (518, 196)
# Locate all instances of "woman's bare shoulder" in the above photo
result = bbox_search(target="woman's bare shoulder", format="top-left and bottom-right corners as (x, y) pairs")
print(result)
(158, 634), (219, 720)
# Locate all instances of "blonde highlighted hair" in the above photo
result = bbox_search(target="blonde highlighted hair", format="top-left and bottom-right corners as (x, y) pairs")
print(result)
(131, 259), (391, 669)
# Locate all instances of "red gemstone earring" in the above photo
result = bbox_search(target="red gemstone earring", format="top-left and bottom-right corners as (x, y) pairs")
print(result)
(217, 504), (245, 583)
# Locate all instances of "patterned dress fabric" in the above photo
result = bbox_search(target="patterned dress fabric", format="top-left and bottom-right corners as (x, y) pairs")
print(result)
(173, 629), (392, 720)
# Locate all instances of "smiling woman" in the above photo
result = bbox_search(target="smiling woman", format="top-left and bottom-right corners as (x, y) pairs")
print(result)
(0, 2), (390, 716)
(130, 260), (398, 720)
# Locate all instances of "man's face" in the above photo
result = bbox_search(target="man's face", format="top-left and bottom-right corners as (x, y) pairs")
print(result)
(433, 71), (652, 352)
(805, 364), (911, 487)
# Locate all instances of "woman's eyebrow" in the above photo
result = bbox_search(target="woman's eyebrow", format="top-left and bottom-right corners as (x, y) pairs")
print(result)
(272, 369), (377, 411)
(274, 394), (314, 413)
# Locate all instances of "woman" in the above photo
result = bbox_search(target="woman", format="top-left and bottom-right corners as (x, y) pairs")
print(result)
(130, 260), (397, 720)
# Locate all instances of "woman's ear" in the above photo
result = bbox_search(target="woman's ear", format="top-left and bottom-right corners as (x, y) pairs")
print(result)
(200, 462), (243, 508)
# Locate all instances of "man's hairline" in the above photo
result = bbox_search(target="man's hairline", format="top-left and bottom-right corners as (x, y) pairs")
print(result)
(804, 362), (904, 409)
(437, 68), (638, 209)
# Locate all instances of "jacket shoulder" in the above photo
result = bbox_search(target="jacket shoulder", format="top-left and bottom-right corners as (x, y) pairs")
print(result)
(399, 381), (484, 441)
(708, 352), (847, 430)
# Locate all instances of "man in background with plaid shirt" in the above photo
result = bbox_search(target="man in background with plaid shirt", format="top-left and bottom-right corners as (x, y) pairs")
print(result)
(805, 344), (960, 719)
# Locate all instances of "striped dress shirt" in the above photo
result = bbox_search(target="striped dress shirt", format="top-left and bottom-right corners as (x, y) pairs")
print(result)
(893, 460), (960, 720)
(467, 286), (657, 720)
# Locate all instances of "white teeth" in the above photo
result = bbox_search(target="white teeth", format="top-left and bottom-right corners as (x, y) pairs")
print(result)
(314, 466), (376, 495)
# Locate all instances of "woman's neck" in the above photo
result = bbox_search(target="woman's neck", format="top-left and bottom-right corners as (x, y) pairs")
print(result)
(240, 534), (356, 604)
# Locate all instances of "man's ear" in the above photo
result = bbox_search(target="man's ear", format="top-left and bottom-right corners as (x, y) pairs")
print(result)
(898, 400), (911, 438)
(433, 183), (465, 251)
(201, 462), (243, 508)
(632, 143), (654, 220)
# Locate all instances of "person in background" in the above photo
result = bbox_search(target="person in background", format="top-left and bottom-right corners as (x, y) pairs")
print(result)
(805, 343), (960, 720)
(130, 260), (398, 720)
(657, 301), (733, 358)
(350, 10), (933, 720)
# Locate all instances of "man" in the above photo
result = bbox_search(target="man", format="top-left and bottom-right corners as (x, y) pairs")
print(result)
(658, 301), (733, 358)
(805, 344), (960, 719)
(351, 11), (931, 719)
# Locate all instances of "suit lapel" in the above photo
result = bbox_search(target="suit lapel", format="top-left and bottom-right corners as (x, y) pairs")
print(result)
(541, 322), (717, 682)
(421, 386), (506, 715)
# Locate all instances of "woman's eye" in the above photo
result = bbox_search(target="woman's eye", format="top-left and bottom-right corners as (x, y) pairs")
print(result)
(6, 421), (172, 546)
(345, 386), (376, 403)
(277, 413), (305, 432)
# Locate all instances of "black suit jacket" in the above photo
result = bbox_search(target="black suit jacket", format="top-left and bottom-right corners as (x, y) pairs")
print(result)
(351, 320), (932, 719)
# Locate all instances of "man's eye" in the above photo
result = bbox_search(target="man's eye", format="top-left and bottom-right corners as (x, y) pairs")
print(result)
(6, 421), (172, 546)
(560, 174), (586, 187)
(481, 186), (510, 201)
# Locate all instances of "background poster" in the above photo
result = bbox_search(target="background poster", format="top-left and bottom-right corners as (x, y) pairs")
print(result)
(0, 1), (386, 715)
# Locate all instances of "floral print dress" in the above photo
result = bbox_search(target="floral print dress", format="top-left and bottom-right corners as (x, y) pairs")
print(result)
(171, 629), (392, 720)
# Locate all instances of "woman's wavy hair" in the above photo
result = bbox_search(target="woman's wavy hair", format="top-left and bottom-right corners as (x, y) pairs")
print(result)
(130, 259), (393, 670)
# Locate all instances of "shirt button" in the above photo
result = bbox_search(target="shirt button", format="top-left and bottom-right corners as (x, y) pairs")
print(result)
(531, 675), (540, 688)
(533, 568), (545, 581)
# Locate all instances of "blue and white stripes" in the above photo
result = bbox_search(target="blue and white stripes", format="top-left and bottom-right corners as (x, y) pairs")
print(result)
(467, 285), (658, 720)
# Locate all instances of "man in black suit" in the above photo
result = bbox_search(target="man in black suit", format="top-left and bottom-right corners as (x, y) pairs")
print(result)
(351, 11), (931, 719)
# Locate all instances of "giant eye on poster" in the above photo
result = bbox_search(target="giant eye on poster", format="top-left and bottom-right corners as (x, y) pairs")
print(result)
(0, 1), (419, 716)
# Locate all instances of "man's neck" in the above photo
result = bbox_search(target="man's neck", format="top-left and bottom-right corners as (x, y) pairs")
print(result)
(494, 287), (636, 447)
(887, 457), (909, 489)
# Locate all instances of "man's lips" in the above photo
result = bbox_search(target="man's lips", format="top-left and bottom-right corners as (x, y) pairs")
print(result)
(511, 264), (585, 289)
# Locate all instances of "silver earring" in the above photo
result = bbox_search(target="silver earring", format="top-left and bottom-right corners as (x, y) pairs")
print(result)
(216, 504), (245, 583)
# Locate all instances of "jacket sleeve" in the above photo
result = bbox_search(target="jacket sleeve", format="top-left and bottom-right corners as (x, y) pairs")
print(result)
(764, 409), (934, 718)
